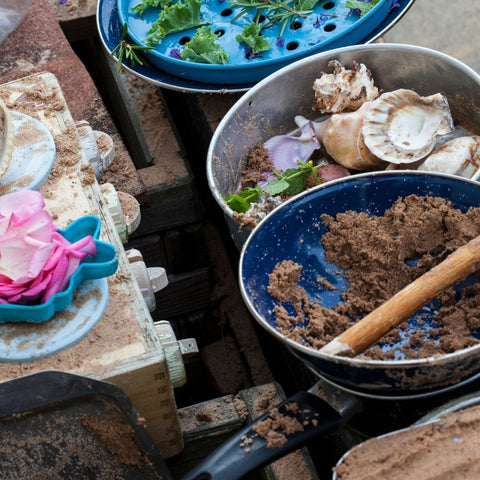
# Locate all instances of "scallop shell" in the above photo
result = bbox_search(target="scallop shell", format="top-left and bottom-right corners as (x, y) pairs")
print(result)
(417, 136), (480, 179)
(362, 89), (454, 164)
(0, 98), (14, 180)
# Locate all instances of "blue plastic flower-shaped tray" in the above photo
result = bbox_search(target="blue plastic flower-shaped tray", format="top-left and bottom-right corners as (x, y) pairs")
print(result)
(0, 215), (118, 324)
(118, 0), (394, 85)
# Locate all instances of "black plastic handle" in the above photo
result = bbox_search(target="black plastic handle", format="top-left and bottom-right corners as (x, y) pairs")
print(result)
(181, 390), (344, 480)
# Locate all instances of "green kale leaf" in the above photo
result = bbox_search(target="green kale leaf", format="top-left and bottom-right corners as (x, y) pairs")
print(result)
(132, 0), (173, 16)
(146, 0), (209, 45)
(235, 23), (270, 55)
(181, 26), (230, 64)
(344, 0), (381, 16)
(295, 0), (320, 12)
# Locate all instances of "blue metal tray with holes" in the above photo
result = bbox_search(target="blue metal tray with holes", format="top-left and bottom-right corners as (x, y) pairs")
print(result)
(98, 0), (415, 92)
(117, 0), (393, 85)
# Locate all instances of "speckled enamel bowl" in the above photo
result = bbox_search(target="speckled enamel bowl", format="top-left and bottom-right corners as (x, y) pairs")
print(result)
(240, 171), (480, 399)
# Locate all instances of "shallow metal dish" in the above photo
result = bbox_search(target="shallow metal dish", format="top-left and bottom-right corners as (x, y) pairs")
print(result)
(207, 43), (480, 248)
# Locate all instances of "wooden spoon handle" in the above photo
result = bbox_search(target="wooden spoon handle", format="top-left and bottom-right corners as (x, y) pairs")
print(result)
(320, 235), (480, 357)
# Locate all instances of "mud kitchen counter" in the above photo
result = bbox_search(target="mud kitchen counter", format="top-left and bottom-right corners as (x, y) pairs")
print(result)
(0, 71), (183, 460)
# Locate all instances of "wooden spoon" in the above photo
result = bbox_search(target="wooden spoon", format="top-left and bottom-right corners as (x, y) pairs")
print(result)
(320, 235), (480, 357)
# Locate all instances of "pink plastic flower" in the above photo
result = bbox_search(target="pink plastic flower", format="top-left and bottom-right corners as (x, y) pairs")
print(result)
(0, 190), (96, 305)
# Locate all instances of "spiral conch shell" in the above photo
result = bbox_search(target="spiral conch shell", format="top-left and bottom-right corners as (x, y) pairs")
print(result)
(362, 89), (454, 164)
(318, 102), (385, 170)
(0, 98), (13, 180)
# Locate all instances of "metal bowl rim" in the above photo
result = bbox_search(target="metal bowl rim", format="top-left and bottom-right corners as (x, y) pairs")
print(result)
(207, 42), (480, 213)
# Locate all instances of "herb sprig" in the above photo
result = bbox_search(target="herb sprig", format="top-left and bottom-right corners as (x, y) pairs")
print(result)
(225, 161), (324, 213)
(110, 23), (153, 72)
(228, 0), (316, 37)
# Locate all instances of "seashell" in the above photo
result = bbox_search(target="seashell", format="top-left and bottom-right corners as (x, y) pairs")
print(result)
(318, 102), (386, 170)
(312, 60), (380, 114)
(362, 89), (454, 164)
(417, 136), (480, 179)
(0, 98), (13, 180)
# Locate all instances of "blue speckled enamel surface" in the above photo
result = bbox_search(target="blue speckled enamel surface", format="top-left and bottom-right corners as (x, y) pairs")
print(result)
(240, 171), (480, 397)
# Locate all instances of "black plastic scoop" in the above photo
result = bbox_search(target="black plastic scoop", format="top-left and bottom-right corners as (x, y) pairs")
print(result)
(181, 380), (362, 480)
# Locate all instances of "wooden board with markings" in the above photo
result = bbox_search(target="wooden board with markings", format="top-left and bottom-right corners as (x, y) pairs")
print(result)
(0, 71), (183, 459)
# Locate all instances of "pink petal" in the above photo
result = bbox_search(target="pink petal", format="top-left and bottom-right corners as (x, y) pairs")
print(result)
(42, 254), (69, 302)
(69, 235), (97, 258)
(317, 164), (351, 182)
(0, 190), (45, 235)
(9, 273), (52, 304)
(263, 121), (321, 172)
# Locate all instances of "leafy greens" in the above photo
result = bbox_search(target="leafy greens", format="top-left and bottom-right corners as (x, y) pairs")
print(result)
(344, 0), (381, 16)
(181, 26), (230, 64)
(235, 23), (270, 55)
(224, 161), (324, 213)
(145, 0), (209, 45)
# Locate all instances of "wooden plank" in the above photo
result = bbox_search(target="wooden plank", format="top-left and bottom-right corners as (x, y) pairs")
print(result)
(166, 394), (247, 478)
(152, 267), (211, 321)
(167, 384), (320, 479)
(0, 72), (183, 458)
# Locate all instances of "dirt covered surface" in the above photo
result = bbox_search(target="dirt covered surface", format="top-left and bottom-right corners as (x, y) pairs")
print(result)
(0, 395), (165, 479)
(0, 75), (146, 381)
(268, 194), (480, 360)
(334, 404), (480, 480)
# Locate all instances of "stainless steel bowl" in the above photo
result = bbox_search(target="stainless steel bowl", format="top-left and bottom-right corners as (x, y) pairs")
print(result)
(207, 43), (480, 249)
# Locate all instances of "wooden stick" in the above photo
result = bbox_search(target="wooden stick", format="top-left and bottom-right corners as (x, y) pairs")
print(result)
(320, 235), (480, 357)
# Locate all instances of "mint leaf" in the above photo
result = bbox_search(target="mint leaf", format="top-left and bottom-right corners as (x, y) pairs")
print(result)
(344, 0), (381, 16)
(264, 178), (290, 196)
(132, 0), (173, 16)
(263, 161), (323, 196)
(236, 23), (270, 55)
(181, 26), (230, 64)
(224, 186), (263, 213)
(146, 0), (209, 45)
(282, 168), (307, 195)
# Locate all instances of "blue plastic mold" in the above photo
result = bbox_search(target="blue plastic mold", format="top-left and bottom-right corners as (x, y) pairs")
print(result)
(0, 278), (110, 362)
(0, 215), (118, 324)
(1, 112), (56, 193)
(98, 0), (414, 93)
(117, 0), (393, 84)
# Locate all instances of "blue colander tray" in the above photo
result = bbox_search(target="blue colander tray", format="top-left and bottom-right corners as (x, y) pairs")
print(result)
(0, 215), (118, 324)
(118, 0), (393, 84)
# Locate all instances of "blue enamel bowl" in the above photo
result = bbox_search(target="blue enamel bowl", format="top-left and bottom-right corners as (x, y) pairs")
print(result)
(0, 216), (118, 323)
(239, 171), (480, 398)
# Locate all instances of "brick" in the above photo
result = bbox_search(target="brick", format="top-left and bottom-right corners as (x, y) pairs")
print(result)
(0, 0), (147, 201)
